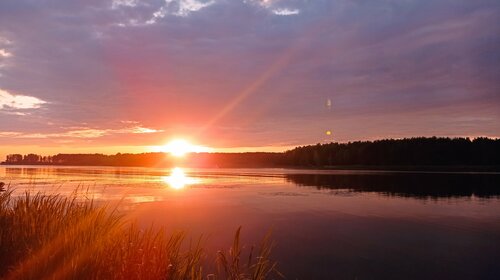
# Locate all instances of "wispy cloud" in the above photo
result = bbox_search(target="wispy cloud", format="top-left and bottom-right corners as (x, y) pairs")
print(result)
(115, 0), (216, 26)
(0, 89), (47, 110)
(247, 0), (299, 15)
(130, 127), (160, 133)
(111, 0), (139, 9)
(249, 0), (274, 8)
(121, 120), (140, 125)
(272, 8), (299, 16)
(143, 0), (216, 25)
(175, 0), (215, 16)
(0, 49), (11, 58)
(0, 124), (164, 139)
(0, 132), (22, 137)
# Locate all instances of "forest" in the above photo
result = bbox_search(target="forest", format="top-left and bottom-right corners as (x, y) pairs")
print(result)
(282, 137), (500, 166)
(3, 137), (500, 168)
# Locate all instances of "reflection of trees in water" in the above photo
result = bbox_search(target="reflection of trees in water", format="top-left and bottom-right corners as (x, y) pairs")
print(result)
(5, 168), (22, 176)
(4, 167), (162, 180)
(5, 168), (41, 176)
(5, 167), (85, 177)
(286, 173), (500, 199)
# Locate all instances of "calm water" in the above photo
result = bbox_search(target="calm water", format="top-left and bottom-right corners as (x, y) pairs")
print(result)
(2, 166), (500, 279)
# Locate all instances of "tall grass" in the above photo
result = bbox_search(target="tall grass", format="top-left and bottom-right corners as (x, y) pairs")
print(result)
(0, 189), (282, 280)
(216, 228), (284, 280)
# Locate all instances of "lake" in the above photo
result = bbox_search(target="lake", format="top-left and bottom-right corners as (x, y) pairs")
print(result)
(2, 166), (500, 279)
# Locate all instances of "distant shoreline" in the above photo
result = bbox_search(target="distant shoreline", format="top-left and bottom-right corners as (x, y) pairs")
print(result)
(2, 162), (500, 173)
(3, 137), (499, 171)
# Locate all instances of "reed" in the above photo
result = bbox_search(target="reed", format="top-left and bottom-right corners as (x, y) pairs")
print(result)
(216, 227), (283, 280)
(0, 190), (282, 280)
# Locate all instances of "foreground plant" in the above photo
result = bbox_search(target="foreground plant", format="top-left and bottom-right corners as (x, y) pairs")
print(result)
(216, 227), (283, 280)
(0, 190), (282, 280)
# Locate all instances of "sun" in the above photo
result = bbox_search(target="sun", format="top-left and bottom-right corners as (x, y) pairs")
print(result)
(163, 139), (211, 157)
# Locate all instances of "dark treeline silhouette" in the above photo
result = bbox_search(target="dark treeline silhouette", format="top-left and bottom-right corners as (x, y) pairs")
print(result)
(283, 137), (500, 167)
(3, 137), (500, 168)
(2, 152), (283, 168)
(286, 173), (500, 199)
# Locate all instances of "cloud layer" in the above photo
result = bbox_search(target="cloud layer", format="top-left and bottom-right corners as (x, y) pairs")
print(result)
(0, 0), (499, 154)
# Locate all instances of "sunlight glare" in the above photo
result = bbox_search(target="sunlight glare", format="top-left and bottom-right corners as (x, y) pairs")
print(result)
(163, 139), (211, 157)
(162, 167), (199, 190)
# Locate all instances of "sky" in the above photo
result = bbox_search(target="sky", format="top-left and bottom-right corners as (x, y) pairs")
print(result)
(0, 0), (499, 158)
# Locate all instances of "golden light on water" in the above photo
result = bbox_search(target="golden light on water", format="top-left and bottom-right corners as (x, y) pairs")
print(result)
(162, 167), (199, 190)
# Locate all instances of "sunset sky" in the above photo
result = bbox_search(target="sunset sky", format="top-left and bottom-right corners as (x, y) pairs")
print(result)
(0, 0), (499, 158)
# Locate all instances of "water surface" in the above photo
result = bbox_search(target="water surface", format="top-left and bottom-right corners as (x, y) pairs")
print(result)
(2, 166), (500, 279)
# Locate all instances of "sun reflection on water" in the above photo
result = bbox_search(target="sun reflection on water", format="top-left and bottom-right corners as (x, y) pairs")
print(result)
(162, 167), (199, 190)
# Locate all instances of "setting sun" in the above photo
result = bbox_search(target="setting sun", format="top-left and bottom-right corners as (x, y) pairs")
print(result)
(162, 139), (211, 157)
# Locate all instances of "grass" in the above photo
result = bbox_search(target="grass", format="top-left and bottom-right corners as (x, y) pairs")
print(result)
(0, 189), (283, 280)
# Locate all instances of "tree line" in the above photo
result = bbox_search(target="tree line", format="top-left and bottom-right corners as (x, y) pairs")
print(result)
(2, 152), (283, 168)
(282, 137), (500, 166)
(3, 137), (500, 167)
